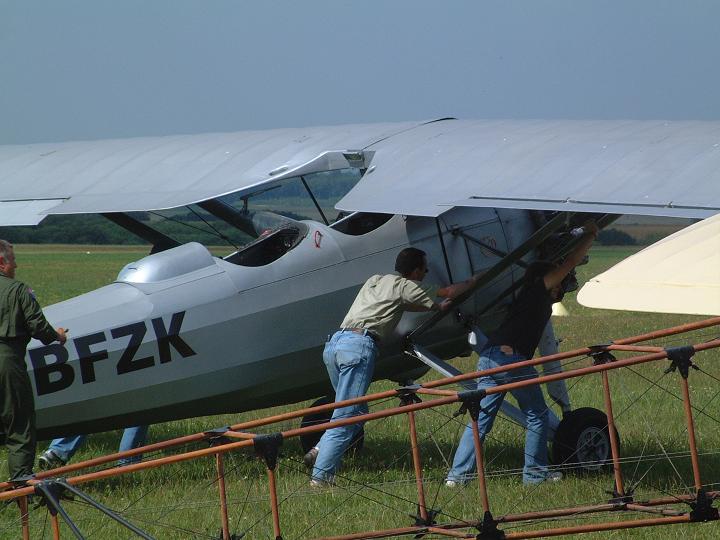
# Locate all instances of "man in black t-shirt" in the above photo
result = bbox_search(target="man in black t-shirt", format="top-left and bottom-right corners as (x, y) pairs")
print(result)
(446, 220), (599, 485)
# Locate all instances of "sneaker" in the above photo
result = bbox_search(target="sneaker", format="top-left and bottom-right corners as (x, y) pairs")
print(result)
(544, 471), (563, 483)
(38, 450), (66, 471)
(445, 480), (459, 488)
(309, 478), (334, 488)
(303, 447), (319, 468)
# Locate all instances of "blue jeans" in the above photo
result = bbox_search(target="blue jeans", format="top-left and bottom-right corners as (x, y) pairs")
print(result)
(48, 425), (149, 465)
(447, 346), (550, 484)
(312, 330), (378, 482)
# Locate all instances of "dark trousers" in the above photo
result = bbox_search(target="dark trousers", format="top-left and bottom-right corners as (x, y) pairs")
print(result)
(0, 341), (36, 481)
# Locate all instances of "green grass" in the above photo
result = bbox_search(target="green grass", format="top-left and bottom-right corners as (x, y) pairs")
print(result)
(1, 245), (719, 539)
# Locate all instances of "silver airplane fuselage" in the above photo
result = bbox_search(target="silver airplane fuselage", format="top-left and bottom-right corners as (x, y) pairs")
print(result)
(27, 207), (536, 439)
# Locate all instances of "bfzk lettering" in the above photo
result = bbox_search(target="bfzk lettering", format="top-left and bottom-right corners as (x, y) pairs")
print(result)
(28, 311), (196, 396)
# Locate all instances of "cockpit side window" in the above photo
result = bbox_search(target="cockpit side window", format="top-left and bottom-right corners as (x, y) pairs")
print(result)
(330, 212), (393, 235)
(301, 169), (363, 224)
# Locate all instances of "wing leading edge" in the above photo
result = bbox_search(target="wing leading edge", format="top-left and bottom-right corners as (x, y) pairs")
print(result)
(0, 121), (419, 225)
(3, 119), (720, 226)
(337, 119), (720, 218)
(577, 213), (720, 315)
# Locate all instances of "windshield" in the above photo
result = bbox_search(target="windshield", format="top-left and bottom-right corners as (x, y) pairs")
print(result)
(216, 167), (362, 225)
(105, 168), (364, 257)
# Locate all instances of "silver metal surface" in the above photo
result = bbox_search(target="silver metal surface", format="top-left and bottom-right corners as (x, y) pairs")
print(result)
(3, 119), (720, 224)
(29, 208), (533, 438)
(0, 123), (415, 220)
(117, 242), (217, 283)
(337, 119), (720, 218)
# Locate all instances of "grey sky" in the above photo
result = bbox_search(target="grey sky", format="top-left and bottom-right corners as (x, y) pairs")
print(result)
(1, 0), (719, 144)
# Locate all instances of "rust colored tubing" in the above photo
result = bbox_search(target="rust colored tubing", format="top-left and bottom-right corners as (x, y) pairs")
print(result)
(18, 496), (30, 540)
(5, 340), (720, 502)
(222, 431), (258, 439)
(471, 420), (491, 514)
(680, 377), (703, 491)
(0, 436), (256, 501)
(319, 514), (693, 540)
(495, 502), (620, 523)
(0, 395), (461, 502)
(478, 341), (720, 398)
(502, 515), (690, 539)
(51, 513), (61, 540)
(417, 388), (458, 397)
(280, 395), (459, 440)
(226, 318), (720, 430)
(4, 430), (214, 484)
(231, 389), (399, 431)
(625, 504), (684, 516)
(607, 344), (664, 353)
(636, 490), (719, 506)
(425, 527), (472, 537)
(5, 340), (720, 503)
(407, 410), (428, 522)
(216, 453), (231, 540)
(267, 468), (282, 540)
(2, 317), (718, 494)
(613, 317), (720, 344)
(317, 526), (433, 539)
(421, 318), (720, 390)
(601, 370), (625, 496)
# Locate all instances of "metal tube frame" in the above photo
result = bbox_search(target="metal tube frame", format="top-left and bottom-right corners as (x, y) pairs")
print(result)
(216, 453), (231, 540)
(2, 318), (719, 539)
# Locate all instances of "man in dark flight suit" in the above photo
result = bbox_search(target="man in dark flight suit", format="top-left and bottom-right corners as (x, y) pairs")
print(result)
(0, 240), (66, 481)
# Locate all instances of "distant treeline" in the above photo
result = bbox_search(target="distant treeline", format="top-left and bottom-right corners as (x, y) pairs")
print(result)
(596, 228), (636, 246)
(3, 215), (642, 247)
(0, 214), (251, 247)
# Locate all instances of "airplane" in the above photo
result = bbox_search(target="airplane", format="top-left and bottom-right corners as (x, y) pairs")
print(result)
(1, 117), (719, 466)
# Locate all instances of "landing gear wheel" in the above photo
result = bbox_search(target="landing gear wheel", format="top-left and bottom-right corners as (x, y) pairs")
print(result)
(299, 396), (364, 455)
(551, 407), (619, 472)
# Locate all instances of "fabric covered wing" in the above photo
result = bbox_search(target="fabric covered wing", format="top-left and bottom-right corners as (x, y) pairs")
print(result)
(0, 121), (418, 225)
(337, 119), (720, 218)
(0, 199), (66, 226)
(578, 214), (720, 316)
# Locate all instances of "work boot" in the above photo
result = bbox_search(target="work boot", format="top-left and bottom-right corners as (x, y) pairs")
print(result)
(37, 450), (66, 471)
(303, 447), (319, 468)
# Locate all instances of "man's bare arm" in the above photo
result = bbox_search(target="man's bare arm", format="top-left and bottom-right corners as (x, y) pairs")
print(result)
(543, 220), (599, 290)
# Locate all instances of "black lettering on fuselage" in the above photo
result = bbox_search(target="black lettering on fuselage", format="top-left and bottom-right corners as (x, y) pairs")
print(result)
(112, 322), (154, 374)
(28, 310), (194, 395)
(74, 331), (108, 383)
(152, 311), (196, 363)
(29, 344), (74, 396)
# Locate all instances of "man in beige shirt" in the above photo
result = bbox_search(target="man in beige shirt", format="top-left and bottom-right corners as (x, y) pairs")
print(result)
(308, 247), (481, 485)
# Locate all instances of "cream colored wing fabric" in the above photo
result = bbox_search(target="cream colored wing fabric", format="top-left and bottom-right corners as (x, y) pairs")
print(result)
(578, 214), (720, 315)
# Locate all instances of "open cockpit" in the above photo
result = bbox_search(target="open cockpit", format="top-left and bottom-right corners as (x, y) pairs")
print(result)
(98, 164), (394, 268)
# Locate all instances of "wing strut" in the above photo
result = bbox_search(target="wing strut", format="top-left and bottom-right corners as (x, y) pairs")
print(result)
(407, 212), (572, 339)
(102, 213), (180, 254)
(474, 213), (620, 317)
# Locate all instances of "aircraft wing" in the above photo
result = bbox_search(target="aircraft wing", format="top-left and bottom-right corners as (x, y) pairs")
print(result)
(577, 213), (720, 316)
(3, 118), (720, 226)
(0, 121), (420, 225)
(337, 119), (720, 218)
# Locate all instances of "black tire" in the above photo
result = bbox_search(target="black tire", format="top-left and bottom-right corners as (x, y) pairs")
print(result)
(551, 407), (619, 472)
(299, 396), (364, 455)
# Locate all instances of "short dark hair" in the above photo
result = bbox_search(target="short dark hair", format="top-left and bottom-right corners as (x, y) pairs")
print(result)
(395, 247), (427, 277)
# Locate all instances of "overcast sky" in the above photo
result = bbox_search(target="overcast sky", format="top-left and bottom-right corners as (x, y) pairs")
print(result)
(1, 0), (719, 144)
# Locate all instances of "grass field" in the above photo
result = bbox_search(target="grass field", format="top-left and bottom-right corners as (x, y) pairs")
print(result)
(1, 245), (719, 539)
